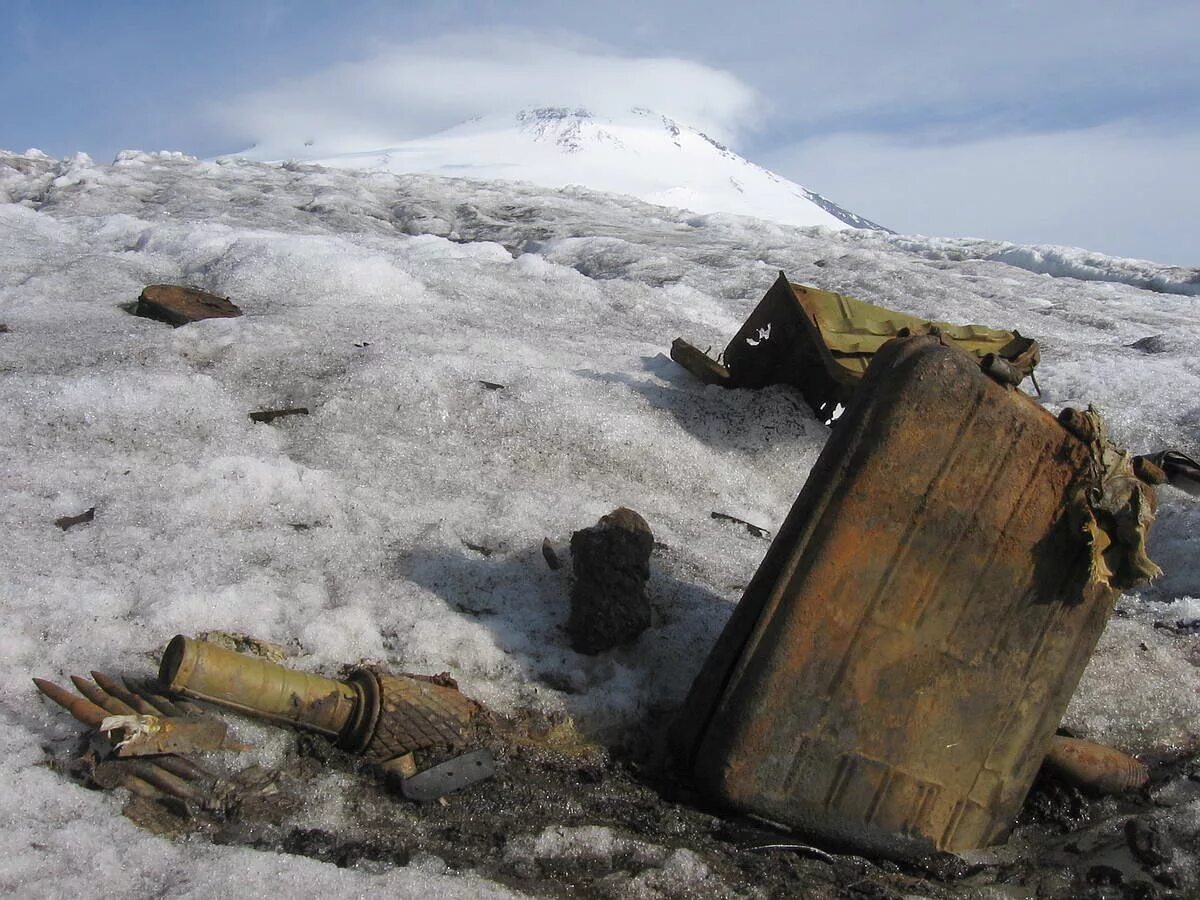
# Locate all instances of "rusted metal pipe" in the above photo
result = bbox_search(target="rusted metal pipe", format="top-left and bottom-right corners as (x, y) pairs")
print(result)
(160, 635), (359, 737)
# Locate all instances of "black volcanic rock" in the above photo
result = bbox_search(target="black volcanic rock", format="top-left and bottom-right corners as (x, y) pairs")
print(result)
(567, 507), (653, 654)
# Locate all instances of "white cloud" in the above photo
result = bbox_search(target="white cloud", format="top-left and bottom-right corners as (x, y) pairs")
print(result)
(208, 31), (760, 157)
(764, 124), (1200, 267)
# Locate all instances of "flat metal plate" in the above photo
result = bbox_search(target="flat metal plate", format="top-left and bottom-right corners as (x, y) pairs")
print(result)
(400, 748), (496, 801)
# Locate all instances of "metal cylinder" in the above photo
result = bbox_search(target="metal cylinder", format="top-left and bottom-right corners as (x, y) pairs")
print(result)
(1044, 735), (1149, 795)
(159, 635), (361, 737)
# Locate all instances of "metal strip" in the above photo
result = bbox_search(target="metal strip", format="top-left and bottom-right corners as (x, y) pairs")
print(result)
(400, 748), (496, 802)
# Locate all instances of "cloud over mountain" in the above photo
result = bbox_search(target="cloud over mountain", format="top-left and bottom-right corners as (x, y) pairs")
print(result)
(210, 32), (761, 158)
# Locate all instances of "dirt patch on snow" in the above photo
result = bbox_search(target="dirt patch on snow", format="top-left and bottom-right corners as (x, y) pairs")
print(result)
(53, 707), (1200, 899)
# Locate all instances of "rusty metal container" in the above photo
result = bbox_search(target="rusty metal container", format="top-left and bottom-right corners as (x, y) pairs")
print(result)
(676, 333), (1124, 860)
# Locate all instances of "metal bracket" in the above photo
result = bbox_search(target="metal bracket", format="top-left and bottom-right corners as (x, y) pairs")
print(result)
(400, 748), (496, 801)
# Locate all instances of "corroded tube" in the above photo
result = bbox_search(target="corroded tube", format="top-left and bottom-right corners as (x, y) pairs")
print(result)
(159, 635), (361, 737)
(1044, 735), (1150, 795)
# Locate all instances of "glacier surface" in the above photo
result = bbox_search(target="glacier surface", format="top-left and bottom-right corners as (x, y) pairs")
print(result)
(1, 149), (1198, 896)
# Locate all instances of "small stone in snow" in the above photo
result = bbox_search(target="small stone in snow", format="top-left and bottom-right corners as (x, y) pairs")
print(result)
(542, 538), (561, 571)
(568, 507), (653, 654)
(55, 507), (95, 530)
(135, 284), (241, 327)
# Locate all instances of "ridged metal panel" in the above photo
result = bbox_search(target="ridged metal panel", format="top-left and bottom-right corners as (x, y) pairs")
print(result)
(680, 334), (1113, 858)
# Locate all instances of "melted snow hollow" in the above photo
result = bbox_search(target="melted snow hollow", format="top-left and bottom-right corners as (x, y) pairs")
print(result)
(1, 148), (1198, 897)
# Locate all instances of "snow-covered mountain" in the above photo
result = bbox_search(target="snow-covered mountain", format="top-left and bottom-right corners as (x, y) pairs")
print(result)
(233, 106), (889, 232)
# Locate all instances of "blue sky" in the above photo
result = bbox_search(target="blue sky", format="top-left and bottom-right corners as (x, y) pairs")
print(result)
(4, 1), (1197, 265)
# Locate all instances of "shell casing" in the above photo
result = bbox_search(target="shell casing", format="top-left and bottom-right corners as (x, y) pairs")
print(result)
(159, 635), (361, 738)
(1044, 735), (1150, 795)
(158, 636), (480, 764)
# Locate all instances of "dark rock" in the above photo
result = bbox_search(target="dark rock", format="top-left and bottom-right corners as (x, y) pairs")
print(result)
(1126, 818), (1171, 868)
(135, 284), (241, 326)
(567, 507), (653, 654)
(55, 507), (95, 530)
(541, 538), (561, 571)
(1127, 335), (1170, 354)
(1087, 864), (1124, 886)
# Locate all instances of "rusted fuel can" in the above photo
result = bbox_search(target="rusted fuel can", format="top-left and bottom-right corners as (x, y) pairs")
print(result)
(675, 333), (1156, 859)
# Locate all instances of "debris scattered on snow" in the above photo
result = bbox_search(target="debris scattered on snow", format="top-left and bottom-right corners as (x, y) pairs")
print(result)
(54, 507), (95, 530)
(1042, 735), (1150, 796)
(135, 283), (242, 326)
(568, 508), (654, 654)
(4, 147), (1198, 898)
(709, 511), (770, 539)
(248, 406), (310, 424)
(541, 537), (561, 571)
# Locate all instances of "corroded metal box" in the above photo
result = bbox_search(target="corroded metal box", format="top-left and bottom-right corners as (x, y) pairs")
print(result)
(676, 334), (1121, 859)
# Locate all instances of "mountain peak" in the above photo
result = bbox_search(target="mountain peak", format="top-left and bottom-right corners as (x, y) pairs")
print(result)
(233, 106), (888, 232)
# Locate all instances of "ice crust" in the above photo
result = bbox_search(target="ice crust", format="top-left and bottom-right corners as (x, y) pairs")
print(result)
(1, 148), (1197, 896)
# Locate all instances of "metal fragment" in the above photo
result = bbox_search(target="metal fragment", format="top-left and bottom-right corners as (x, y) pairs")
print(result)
(711, 511), (770, 539)
(400, 748), (496, 801)
(100, 713), (249, 757)
(744, 844), (836, 864)
(248, 406), (309, 424)
(54, 507), (95, 531)
(135, 284), (241, 326)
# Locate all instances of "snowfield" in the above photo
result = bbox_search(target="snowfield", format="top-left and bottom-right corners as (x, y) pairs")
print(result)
(1, 149), (1198, 897)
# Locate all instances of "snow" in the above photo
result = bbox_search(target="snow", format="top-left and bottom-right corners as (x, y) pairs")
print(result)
(881, 234), (1200, 297)
(231, 107), (888, 233)
(1, 147), (1198, 896)
(504, 826), (723, 898)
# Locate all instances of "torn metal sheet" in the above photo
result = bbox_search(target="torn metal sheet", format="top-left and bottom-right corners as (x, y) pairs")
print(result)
(1136, 449), (1200, 497)
(1061, 406), (1162, 591)
(400, 749), (497, 801)
(100, 713), (250, 757)
(672, 272), (1040, 423)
